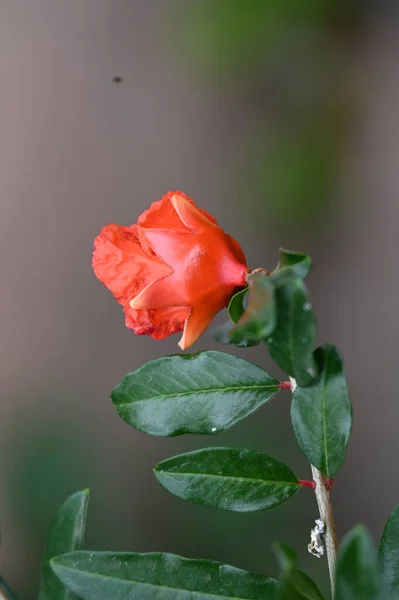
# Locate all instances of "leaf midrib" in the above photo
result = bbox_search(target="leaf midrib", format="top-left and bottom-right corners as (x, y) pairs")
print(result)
(53, 564), (277, 600)
(156, 470), (300, 488)
(117, 383), (279, 404)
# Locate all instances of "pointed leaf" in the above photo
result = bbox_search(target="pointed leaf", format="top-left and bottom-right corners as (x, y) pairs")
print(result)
(228, 287), (249, 323)
(39, 489), (90, 600)
(336, 525), (381, 600)
(154, 447), (301, 512)
(273, 543), (324, 600)
(279, 570), (325, 600)
(266, 279), (317, 386)
(51, 551), (281, 600)
(270, 248), (312, 288)
(214, 274), (275, 348)
(379, 504), (399, 597)
(291, 345), (352, 477)
(112, 351), (280, 437)
(213, 320), (260, 348)
(278, 248), (312, 277)
(229, 273), (276, 345)
(274, 543), (297, 571)
(0, 579), (18, 600)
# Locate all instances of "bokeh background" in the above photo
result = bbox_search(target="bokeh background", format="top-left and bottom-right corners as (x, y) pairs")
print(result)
(1, 1), (399, 597)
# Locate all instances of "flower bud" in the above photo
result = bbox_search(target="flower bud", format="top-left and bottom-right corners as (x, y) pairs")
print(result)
(93, 191), (248, 349)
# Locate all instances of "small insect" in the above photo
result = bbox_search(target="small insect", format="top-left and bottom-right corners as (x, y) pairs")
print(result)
(308, 519), (325, 558)
(113, 76), (123, 83)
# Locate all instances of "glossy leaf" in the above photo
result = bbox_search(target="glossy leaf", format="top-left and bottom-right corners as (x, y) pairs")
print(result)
(229, 273), (276, 344)
(51, 551), (281, 600)
(280, 570), (325, 600)
(228, 287), (249, 323)
(214, 273), (276, 347)
(379, 504), (399, 597)
(112, 351), (280, 436)
(278, 248), (312, 278)
(154, 447), (301, 512)
(291, 344), (352, 477)
(274, 543), (324, 600)
(336, 525), (381, 600)
(270, 248), (312, 288)
(266, 279), (317, 386)
(39, 490), (90, 600)
(214, 288), (259, 348)
(213, 321), (261, 348)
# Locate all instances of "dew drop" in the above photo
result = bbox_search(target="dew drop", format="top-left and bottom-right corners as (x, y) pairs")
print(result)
(303, 302), (312, 312)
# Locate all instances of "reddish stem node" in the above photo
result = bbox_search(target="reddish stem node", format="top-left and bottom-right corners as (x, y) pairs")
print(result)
(299, 479), (316, 490)
(279, 381), (292, 390)
(326, 477), (334, 492)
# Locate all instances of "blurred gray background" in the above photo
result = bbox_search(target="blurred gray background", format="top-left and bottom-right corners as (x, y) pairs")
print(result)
(1, 1), (399, 597)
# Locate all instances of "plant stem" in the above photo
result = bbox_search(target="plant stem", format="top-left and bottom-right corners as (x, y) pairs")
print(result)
(290, 378), (338, 598)
(310, 465), (338, 598)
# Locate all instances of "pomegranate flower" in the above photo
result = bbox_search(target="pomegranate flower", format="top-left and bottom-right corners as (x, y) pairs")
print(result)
(93, 191), (248, 349)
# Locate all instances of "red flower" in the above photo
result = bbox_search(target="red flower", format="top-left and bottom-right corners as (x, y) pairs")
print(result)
(93, 191), (248, 349)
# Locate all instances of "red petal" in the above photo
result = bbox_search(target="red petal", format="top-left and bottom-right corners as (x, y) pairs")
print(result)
(226, 234), (247, 266)
(178, 306), (216, 350)
(135, 228), (192, 279)
(130, 274), (186, 309)
(171, 193), (216, 233)
(138, 191), (193, 233)
(92, 224), (171, 305)
(138, 191), (217, 232)
(124, 305), (190, 340)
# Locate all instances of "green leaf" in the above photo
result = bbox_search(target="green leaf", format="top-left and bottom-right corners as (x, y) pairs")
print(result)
(39, 489), (90, 600)
(273, 543), (325, 600)
(273, 543), (297, 573)
(213, 321), (261, 348)
(154, 447), (301, 512)
(266, 279), (317, 386)
(112, 351), (280, 437)
(278, 248), (312, 278)
(229, 273), (276, 344)
(279, 570), (325, 600)
(270, 248), (312, 287)
(228, 287), (249, 323)
(379, 504), (399, 597)
(291, 344), (352, 477)
(214, 274), (276, 347)
(51, 551), (281, 600)
(0, 579), (18, 600)
(336, 525), (381, 600)
(214, 288), (259, 348)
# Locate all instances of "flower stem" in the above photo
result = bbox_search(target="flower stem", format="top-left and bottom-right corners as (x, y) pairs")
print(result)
(290, 378), (338, 598)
